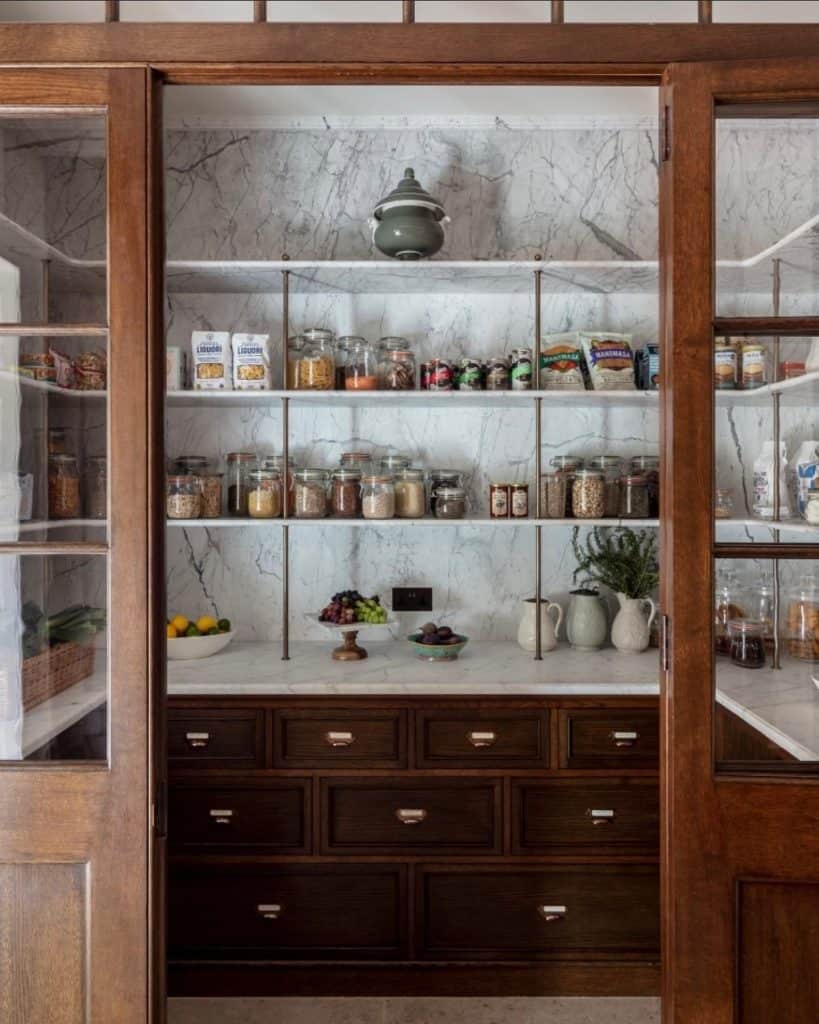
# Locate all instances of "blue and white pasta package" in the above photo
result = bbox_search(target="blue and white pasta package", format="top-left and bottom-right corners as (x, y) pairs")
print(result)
(579, 331), (636, 391)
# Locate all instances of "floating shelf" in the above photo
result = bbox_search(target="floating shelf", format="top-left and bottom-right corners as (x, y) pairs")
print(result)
(0, 370), (106, 400)
(714, 369), (819, 408)
(166, 517), (660, 529)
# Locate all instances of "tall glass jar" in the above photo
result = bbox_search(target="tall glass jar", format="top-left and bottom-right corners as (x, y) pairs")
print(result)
(394, 467), (426, 518)
(340, 451), (374, 477)
(379, 454), (412, 478)
(588, 455), (623, 517)
(345, 340), (379, 390)
(198, 472), (223, 519)
(262, 455), (299, 517)
(630, 455), (660, 517)
(428, 469), (464, 515)
(247, 469), (282, 519)
(48, 454), (81, 519)
(549, 455), (584, 517)
(748, 575), (775, 653)
(361, 475), (395, 519)
(728, 619), (766, 669)
(331, 468), (362, 518)
(293, 468), (329, 519)
(334, 336), (359, 390)
(287, 334), (305, 390)
(226, 452), (257, 517)
(166, 475), (201, 520)
(715, 568), (747, 656)
(786, 575), (819, 661)
(572, 470), (606, 519)
(295, 329), (335, 390)
(378, 348), (416, 390)
(620, 475), (650, 519)
(84, 454), (107, 520)
(542, 471), (567, 519)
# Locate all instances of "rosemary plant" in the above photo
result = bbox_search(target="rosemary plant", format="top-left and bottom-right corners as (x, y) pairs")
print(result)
(571, 527), (659, 600)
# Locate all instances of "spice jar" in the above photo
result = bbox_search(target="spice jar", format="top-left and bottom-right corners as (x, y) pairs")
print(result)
(293, 468), (329, 519)
(714, 488), (734, 520)
(588, 455), (623, 517)
(247, 469), (282, 519)
(620, 475), (650, 519)
(786, 575), (819, 661)
(572, 470), (606, 519)
(484, 355), (510, 390)
(84, 455), (107, 520)
(428, 469), (464, 515)
(287, 334), (304, 390)
(542, 472), (567, 519)
(226, 452), (257, 517)
(434, 486), (467, 519)
(378, 347), (416, 390)
(379, 454), (412, 478)
(510, 483), (529, 518)
(361, 475), (395, 519)
(630, 455), (660, 518)
(345, 339), (379, 390)
(166, 474), (201, 520)
(715, 569), (746, 656)
(334, 337), (357, 391)
(340, 451), (374, 477)
(295, 329), (335, 390)
(394, 468), (426, 518)
(714, 339), (739, 390)
(331, 468), (362, 518)
(740, 342), (767, 390)
(549, 455), (584, 516)
(48, 454), (81, 519)
(728, 619), (766, 669)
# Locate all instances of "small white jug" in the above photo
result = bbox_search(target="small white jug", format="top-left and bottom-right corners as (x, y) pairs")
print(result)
(517, 598), (564, 653)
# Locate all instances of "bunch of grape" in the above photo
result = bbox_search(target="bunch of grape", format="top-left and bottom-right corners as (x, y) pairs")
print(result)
(354, 595), (388, 624)
(319, 590), (387, 626)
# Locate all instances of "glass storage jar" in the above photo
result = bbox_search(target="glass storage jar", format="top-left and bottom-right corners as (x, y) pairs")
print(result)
(84, 454), (107, 520)
(572, 470), (606, 519)
(807, 488), (819, 525)
(345, 340), (379, 391)
(620, 475), (650, 519)
(226, 452), (257, 517)
(293, 468), (329, 519)
(287, 334), (304, 390)
(378, 348), (416, 390)
(728, 619), (766, 669)
(198, 472), (223, 519)
(340, 451), (374, 477)
(715, 487), (735, 520)
(542, 471), (567, 519)
(394, 468), (426, 518)
(361, 475), (395, 519)
(379, 454), (412, 478)
(630, 455), (660, 517)
(334, 336), (359, 391)
(715, 568), (746, 656)
(48, 454), (81, 520)
(549, 455), (584, 516)
(588, 455), (623, 517)
(295, 329), (335, 390)
(749, 575), (776, 653)
(166, 474), (201, 520)
(786, 575), (819, 662)
(428, 469), (464, 515)
(247, 469), (282, 519)
(434, 486), (468, 519)
(331, 468), (362, 518)
(262, 455), (299, 517)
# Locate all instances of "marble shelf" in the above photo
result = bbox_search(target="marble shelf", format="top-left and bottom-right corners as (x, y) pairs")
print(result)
(714, 517), (819, 538)
(0, 370), (106, 400)
(15, 519), (108, 536)
(165, 517), (660, 529)
(714, 369), (819, 408)
(22, 658), (107, 758)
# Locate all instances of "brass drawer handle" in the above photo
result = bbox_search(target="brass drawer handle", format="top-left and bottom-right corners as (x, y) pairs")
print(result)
(467, 730), (497, 748)
(209, 809), (233, 825)
(257, 903), (283, 920)
(538, 904), (567, 923)
(610, 730), (639, 748)
(395, 808), (427, 825)
(185, 731), (210, 749)
(325, 730), (355, 748)
(587, 808), (615, 826)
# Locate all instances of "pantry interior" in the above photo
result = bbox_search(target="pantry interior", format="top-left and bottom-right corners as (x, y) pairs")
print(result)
(2, 78), (817, 996)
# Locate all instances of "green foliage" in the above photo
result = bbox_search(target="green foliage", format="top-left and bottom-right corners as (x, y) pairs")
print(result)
(22, 603), (106, 658)
(571, 527), (659, 600)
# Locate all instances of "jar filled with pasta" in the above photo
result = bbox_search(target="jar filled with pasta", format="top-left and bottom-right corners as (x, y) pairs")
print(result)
(295, 329), (335, 390)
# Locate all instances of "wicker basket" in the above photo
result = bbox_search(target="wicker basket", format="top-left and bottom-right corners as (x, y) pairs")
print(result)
(22, 642), (96, 711)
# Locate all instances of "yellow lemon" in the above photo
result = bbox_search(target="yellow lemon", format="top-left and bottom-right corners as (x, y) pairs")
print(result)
(170, 614), (189, 633)
(166, 623), (178, 639)
(196, 615), (218, 633)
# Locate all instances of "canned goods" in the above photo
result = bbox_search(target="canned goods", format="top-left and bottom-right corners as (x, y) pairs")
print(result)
(510, 482), (529, 518)
(510, 348), (532, 391)
(485, 355), (510, 390)
(489, 482), (510, 518)
(420, 361), (431, 389)
(426, 358), (453, 391)
(456, 357), (484, 391)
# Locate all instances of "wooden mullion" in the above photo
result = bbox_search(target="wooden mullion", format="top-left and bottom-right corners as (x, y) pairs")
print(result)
(253, 0), (266, 22)
(403, 0), (415, 24)
(0, 324), (107, 336)
(698, 0), (712, 25)
(551, 0), (564, 24)
(714, 316), (819, 337)
(105, 0), (120, 22)
(715, 543), (819, 560)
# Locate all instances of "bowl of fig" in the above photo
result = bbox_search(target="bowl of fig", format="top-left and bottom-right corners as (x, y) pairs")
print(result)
(408, 622), (469, 661)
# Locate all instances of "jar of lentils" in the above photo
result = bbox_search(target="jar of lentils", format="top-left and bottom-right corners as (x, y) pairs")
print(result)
(166, 474), (201, 520)
(572, 469), (606, 519)
(588, 455), (623, 517)
(247, 469), (282, 519)
(361, 475), (395, 519)
(331, 467), (362, 518)
(620, 475), (650, 519)
(549, 455), (584, 516)
(226, 452), (257, 517)
(294, 468), (329, 519)
(394, 467), (426, 518)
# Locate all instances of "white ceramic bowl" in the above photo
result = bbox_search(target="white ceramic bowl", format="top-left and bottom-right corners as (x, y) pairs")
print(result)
(168, 631), (234, 661)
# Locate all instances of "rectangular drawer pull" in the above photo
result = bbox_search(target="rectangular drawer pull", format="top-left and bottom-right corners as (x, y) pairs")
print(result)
(324, 730), (355, 748)
(185, 731), (210, 748)
(467, 730), (497, 748)
(395, 808), (427, 825)
(538, 905), (567, 922)
(587, 808), (615, 825)
(610, 730), (639, 747)
(257, 903), (283, 920)
(209, 809), (233, 824)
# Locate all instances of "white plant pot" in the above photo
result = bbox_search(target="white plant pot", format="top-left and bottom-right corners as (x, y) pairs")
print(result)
(610, 593), (656, 654)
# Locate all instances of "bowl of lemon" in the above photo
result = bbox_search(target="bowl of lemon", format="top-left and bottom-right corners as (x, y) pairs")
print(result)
(167, 614), (234, 660)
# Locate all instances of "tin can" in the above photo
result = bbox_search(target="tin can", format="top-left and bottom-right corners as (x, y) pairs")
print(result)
(740, 343), (767, 390)
(420, 362), (432, 390)
(714, 340), (738, 390)
(510, 348), (532, 390)
(484, 355), (510, 391)
(456, 357), (484, 391)
(426, 358), (454, 391)
(510, 483), (529, 518)
(489, 482), (510, 519)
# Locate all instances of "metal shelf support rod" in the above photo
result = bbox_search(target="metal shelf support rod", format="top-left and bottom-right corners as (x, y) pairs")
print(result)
(534, 266), (543, 661)
(771, 257), (782, 669)
(281, 264), (291, 661)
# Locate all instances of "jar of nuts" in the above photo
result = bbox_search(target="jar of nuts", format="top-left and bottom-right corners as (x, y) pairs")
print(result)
(587, 455), (623, 517)
(166, 475), (201, 520)
(294, 468), (329, 519)
(48, 454), (81, 519)
(572, 469), (606, 519)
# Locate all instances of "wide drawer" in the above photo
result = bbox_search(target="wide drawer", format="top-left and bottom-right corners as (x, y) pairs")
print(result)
(560, 709), (659, 769)
(168, 863), (406, 960)
(512, 779), (659, 854)
(419, 866), (659, 960)
(416, 709), (548, 768)
(168, 708), (265, 770)
(169, 780), (309, 853)
(322, 778), (502, 855)
(274, 709), (406, 768)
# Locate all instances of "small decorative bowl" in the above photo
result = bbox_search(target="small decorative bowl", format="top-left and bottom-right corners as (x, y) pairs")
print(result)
(407, 632), (469, 661)
(168, 631), (234, 661)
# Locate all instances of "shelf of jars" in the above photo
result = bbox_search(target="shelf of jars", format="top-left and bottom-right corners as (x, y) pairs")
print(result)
(0, 370), (106, 401)
(17, 518), (107, 534)
(165, 516), (660, 530)
(714, 368), (819, 408)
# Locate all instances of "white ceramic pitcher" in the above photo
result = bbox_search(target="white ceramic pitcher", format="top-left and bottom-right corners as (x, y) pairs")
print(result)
(517, 598), (564, 653)
(611, 593), (656, 654)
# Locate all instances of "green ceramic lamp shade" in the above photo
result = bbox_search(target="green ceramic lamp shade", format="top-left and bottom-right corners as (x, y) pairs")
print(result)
(371, 167), (449, 260)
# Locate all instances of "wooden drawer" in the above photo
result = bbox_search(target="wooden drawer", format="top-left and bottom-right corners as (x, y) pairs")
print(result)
(419, 865), (659, 960)
(169, 780), (310, 853)
(512, 779), (659, 854)
(168, 708), (265, 770)
(416, 709), (548, 768)
(560, 709), (659, 769)
(322, 778), (502, 855)
(169, 863), (406, 960)
(274, 709), (406, 768)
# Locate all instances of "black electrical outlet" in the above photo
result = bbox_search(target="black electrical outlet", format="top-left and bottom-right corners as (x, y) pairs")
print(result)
(392, 587), (433, 612)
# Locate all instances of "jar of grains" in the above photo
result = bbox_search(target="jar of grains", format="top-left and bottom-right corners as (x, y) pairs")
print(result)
(394, 468), (426, 518)
(287, 334), (304, 390)
(226, 452), (257, 517)
(379, 454), (412, 478)
(378, 347), (416, 390)
(629, 455), (660, 517)
(541, 472), (567, 519)
(48, 454), (81, 519)
(262, 455), (299, 517)
(572, 470), (606, 519)
(340, 451), (374, 477)
(294, 468), (329, 519)
(331, 468), (362, 518)
(84, 454), (107, 519)
(166, 475), (201, 520)
(345, 340), (379, 391)
(295, 329), (335, 390)
(428, 469), (464, 515)
(728, 619), (766, 669)
(361, 475), (395, 519)
(620, 475), (650, 518)
(549, 455), (584, 516)
(247, 469), (282, 519)
(196, 472), (222, 518)
(434, 486), (468, 519)
(588, 455), (623, 517)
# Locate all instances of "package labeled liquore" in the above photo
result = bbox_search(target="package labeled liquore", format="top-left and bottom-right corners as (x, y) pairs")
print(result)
(232, 333), (271, 390)
(192, 331), (231, 390)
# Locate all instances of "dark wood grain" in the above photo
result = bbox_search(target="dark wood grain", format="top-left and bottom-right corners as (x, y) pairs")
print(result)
(559, 709), (660, 770)
(416, 709), (548, 768)
(715, 705), (795, 764)
(714, 316), (819, 336)
(275, 708), (406, 768)
(168, 708), (265, 769)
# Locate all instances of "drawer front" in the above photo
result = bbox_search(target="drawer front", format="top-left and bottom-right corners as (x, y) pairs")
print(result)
(169, 863), (405, 960)
(323, 778), (501, 855)
(420, 866), (659, 960)
(169, 781), (309, 853)
(560, 710), (659, 769)
(168, 709), (265, 770)
(275, 709), (406, 768)
(513, 779), (659, 854)
(416, 710), (548, 768)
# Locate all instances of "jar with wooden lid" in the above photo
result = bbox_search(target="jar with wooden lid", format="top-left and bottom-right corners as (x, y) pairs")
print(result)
(84, 455), (107, 520)
(361, 475), (395, 519)
(588, 455), (623, 517)
(572, 470), (605, 519)
(48, 454), (81, 519)
(331, 467), (362, 518)
(394, 468), (426, 518)
(293, 468), (329, 519)
(247, 469), (282, 519)
(166, 474), (201, 520)
(226, 452), (257, 517)
(620, 475), (650, 519)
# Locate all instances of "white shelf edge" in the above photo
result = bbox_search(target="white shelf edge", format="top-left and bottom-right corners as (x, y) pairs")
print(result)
(0, 370), (106, 399)
(716, 517), (819, 536)
(166, 388), (659, 405)
(166, 517), (660, 528)
(17, 519), (107, 533)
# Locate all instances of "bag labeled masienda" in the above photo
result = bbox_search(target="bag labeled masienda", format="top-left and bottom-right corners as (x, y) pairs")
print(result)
(539, 332), (587, 390)
(579, 331), (636, 390)
(192, 331), (231, 390)
(232, 333), (271, 390)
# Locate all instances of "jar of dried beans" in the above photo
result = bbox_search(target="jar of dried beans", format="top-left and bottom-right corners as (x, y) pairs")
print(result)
(166, 474), (201, 520)
(588, 455), (623, 517)
(361, 475), (395, 519)
(572, 470), (606, 519)
(331, 468), (362, 518)
(294, 468), (329, 519)
(394, 468), (426, 518)
(48, 454), (81, 519)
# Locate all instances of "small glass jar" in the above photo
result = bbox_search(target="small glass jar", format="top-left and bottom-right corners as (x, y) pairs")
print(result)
(84, 454), (107, 520)
(740, 343), (767, 390)
(287, 334), (304, 390)
(630, 455), (660, 517)
(434, 485), (467, 519)
(714, 487), (735, 520)
(510, 482), (529, 518)
(340, 451), (374, 477)
(293, 468), (329, 519)
(394, 468), (426, 519)
(166, 474), (201, 520)
(295, 329), (335, 390)
(549, 455), (584, 516)
(620, 475), (650, 519)
(786, 575), (819, 661)
(198, 472), (224, 519)
(714, 338), (739, 390)
(331, 467), (362, 518)
(345, 340), (379, 391)
(245, 469), (282, 519)
(484, 355), (510, 390)
(428, 469), (464, 515)
(48, 454), (81, 519)
(262, 455), (299, 517)
(728, 619), (766, 669)
(378, 348), (416, 390)
(334, 336), (359, 390)
(588, 455), (623, 517)
(542, 471), (567, 519)
(379, 454), (412, 478)
(361, 475), (395, 519)
(172, 455), (211, 477)
(807, 488), (819, 526)
(749, 576), (776, 653)
(226, 452), (257, 517)
(715, 569), (747, 656)
(572, 470), (606, 519)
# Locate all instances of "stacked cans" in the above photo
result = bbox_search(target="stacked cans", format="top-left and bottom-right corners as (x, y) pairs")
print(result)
(420, 348), (533, 391)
